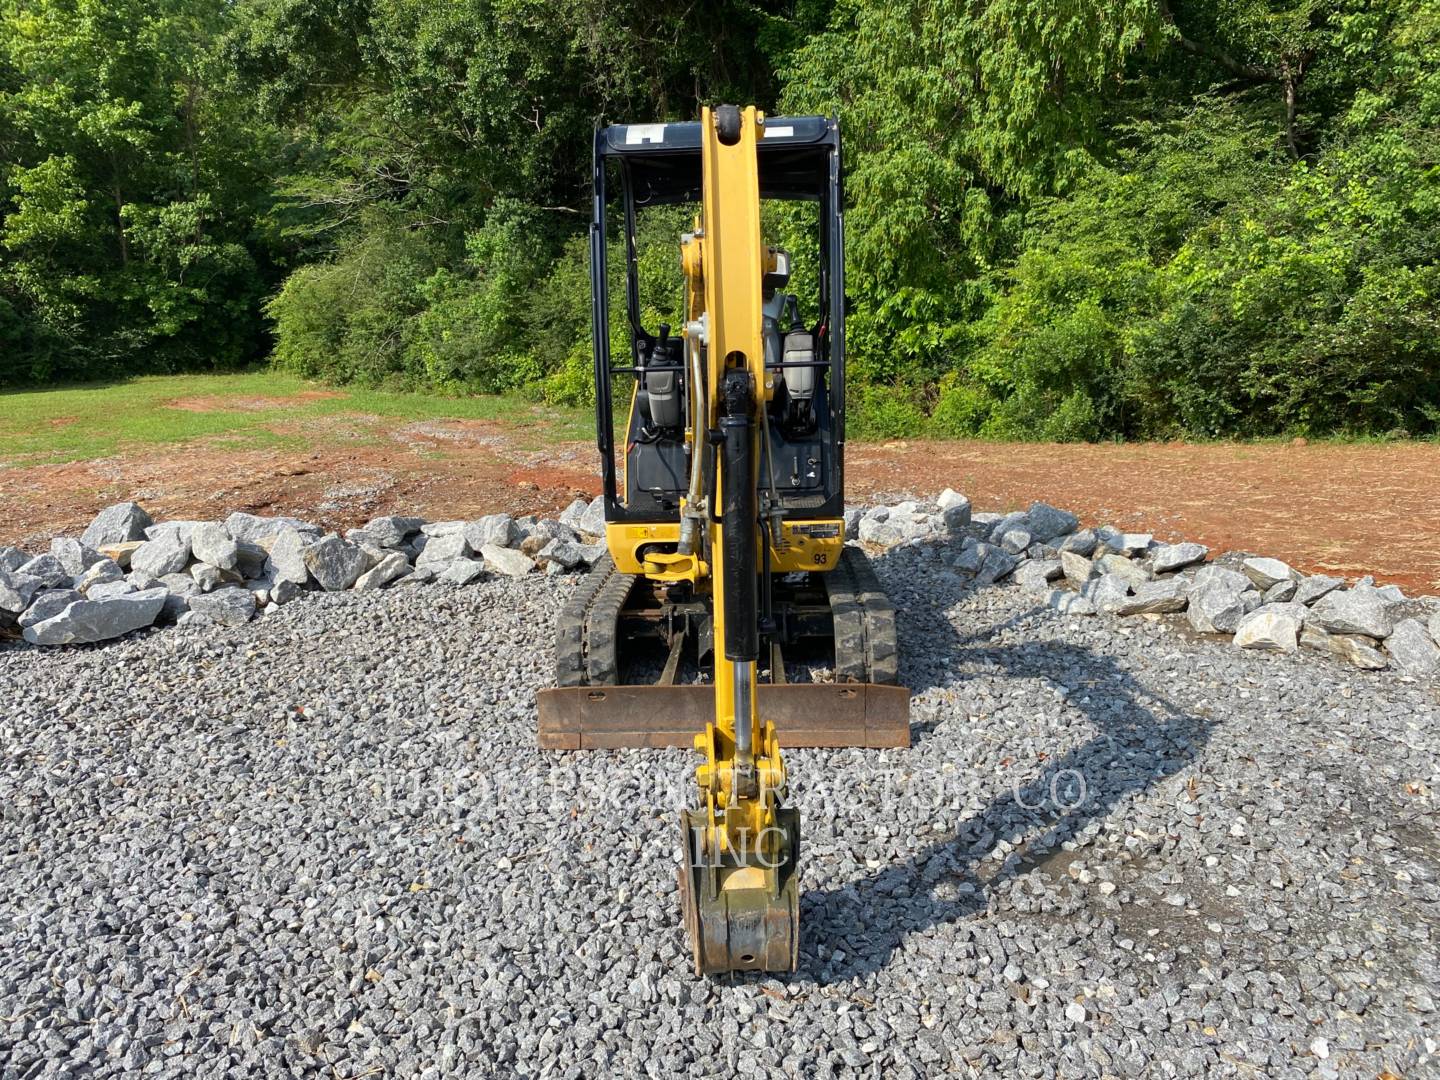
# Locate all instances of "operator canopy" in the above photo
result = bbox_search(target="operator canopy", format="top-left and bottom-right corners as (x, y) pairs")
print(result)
(599, 116), (836, 205)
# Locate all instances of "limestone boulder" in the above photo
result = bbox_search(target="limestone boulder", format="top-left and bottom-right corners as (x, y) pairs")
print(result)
(265, 528), (312, 588)
(481, 544), (534, 578)
(1311, 588), (1394, 640)
(558, 499), (590, 532)
(1328, 633), (1389, 670)
(19, 589), (82, 630)
(1294, 574), (1344, 606)
(415, 531), (473, 570)
(129, 534), (192, 578)
(80, 502), (153, 548)
(1242, 557), (1299, 591)
(1263, 579), (1299, 604)
(304, 534), (374, 591)
(50, 537), (107, 578)
(187, 587), (257, 626)
(1233, 605), (1305, 653)
(1060, 551), (1096, 586)
(363, 515), (426, 548)
(74, 559), (124, 595)
(1114, 579), (1189, 616)
(190, 522), (240, 571)
(1024, 502), (1079, 543)
(1082, 573), (1133, 614)
(17, 554), (70, 589)
(1151, 542), (1208, 575)
(578, 500), (608, 538)
(1058, 529), (1098, 557)
(353, 552), (412, 591)
(1188, 584), (1249, 634)
(1386, 619), (1439, 677)
(438, 559), (486, 586)
(464, 514), (517, 550)
(225, 512), (321, 547)
(86, 580), (136, 601)
(22, 588), (167, 645)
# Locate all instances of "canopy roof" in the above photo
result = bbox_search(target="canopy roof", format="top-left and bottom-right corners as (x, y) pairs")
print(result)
(596, 115), (837, 205)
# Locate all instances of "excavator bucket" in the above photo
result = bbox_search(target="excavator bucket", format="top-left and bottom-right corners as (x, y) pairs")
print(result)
(678, 807), (800, 974)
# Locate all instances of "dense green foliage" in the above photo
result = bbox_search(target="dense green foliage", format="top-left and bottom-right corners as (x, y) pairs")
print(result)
(3, 0), (1437, 438)
(0, 0), (279, 382)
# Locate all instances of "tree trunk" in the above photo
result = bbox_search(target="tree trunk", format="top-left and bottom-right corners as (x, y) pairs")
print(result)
(1283, 69), (1300, 159)
(113, 186), (129, 267)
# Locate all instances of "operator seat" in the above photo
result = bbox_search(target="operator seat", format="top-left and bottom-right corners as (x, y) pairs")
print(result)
(761, 249), (816, 432)
(637, 324), (683, 433)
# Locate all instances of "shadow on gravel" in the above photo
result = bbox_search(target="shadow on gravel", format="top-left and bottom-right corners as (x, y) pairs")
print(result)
(791, 550), (1216, 985)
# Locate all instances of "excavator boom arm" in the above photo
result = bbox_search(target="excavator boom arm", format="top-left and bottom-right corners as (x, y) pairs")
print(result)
(676, 105), (800, 975)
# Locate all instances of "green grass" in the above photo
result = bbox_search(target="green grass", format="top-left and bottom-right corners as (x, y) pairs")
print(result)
(0, 371), (591, 466)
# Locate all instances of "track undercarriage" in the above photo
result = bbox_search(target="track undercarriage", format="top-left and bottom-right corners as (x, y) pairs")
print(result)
(539, 546), (908, 750)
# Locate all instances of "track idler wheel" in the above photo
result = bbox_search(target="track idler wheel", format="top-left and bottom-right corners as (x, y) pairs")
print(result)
(679, 807), (800, 975)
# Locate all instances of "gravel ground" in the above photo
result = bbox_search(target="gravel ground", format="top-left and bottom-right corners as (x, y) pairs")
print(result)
(2, 538), (1438, 1079)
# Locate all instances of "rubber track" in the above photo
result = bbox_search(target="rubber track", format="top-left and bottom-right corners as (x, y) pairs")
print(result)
(825, 547), (900, 685)
(555, 555), (613, 687)
(846, 546), (899, 685)
(584, 567), (638, 685)
(825, 550), (869, 683)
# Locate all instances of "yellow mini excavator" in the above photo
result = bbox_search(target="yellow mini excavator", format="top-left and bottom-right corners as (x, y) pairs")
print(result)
(536, 106), (908, 975)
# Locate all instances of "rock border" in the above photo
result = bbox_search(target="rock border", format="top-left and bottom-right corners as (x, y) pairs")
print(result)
(3, 491), (1439, 679)
(853, 490), (1440, 678)
(1, 499), (606, 646)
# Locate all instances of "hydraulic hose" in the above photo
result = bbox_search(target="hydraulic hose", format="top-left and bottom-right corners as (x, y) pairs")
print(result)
(678, 326), (707, 556)
(759, 375), (785, 543)
(719, 370), (758, 665)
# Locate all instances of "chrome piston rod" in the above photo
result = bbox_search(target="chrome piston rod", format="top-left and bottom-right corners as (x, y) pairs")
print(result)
(733, 659), (753, 759)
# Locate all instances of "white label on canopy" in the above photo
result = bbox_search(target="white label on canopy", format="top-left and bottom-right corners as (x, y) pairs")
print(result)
(763, 125), (795, 139)
(625, 124), (667, 145)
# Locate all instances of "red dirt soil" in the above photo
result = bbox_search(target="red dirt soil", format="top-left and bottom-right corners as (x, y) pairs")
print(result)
(165, 391), (347, 412)
(5, 425), (1438, 594)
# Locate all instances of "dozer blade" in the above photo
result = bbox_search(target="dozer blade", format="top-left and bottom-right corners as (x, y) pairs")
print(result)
(679, 807), (800, 975)
(537, 683), (909, 750)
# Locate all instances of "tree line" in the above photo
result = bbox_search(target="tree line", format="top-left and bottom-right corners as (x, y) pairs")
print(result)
(2, 0), (1437, 439)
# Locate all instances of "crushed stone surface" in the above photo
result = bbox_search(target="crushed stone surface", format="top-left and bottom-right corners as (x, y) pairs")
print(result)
(2, 540), (1437, 1078)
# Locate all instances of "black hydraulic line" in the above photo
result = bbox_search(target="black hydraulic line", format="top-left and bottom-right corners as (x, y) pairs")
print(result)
(757, 376), (784, 639)
(828, 135), (847, 500)
(705, 432), (720, 524)
(589, 176), (615, 498)
(719, 370), (758, 663)
(759, 515), (775, 637)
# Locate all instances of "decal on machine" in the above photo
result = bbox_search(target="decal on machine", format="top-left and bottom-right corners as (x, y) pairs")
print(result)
(625, 124), (667, 145)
